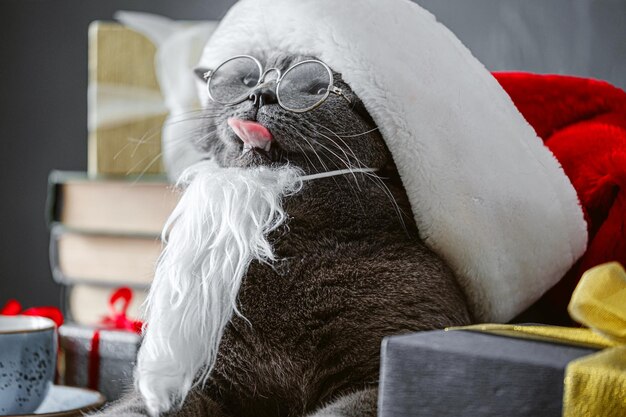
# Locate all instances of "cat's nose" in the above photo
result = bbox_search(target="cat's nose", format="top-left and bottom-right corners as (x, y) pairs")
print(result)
(227, 118), (273, 151)
(249, 85), (278, 108)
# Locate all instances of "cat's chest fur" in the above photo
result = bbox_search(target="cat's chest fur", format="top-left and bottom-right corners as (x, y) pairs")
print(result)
(207, 178), (472, 417)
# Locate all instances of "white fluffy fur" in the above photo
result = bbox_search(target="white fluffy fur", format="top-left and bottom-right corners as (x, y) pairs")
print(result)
(135, 160), (302, 416)
(196, 0), (588, 322)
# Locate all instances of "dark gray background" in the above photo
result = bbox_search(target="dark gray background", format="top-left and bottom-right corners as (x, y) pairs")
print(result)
(1, 0), (625, 309)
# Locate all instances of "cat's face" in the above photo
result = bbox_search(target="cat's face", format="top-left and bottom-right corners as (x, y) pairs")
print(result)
(193, 51), (390, 174)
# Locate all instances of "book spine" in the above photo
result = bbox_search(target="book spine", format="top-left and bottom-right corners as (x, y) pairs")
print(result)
(45, 170), (64, 228)
(49, 225), (153, 290)
(44, 169), (172, 235)
(65, 283), (147, 326)
(49, 224), (66, 285)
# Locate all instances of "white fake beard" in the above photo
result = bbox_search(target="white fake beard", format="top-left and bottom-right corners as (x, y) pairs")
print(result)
(135, 160), (303, 416)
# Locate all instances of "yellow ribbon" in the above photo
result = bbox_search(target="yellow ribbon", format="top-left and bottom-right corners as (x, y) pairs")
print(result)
(564, 262), (626, 417)
(448, 262), (626, 416)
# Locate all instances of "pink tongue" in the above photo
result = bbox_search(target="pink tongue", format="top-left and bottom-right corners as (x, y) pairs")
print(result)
(227, 118), (273, 150)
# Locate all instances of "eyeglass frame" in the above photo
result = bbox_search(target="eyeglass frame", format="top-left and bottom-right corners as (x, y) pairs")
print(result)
(201, 54), (351, 113)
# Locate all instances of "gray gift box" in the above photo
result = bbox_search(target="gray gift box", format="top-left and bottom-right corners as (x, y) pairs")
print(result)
(59, 324), (141, 401)
(378, 329), (597, 417)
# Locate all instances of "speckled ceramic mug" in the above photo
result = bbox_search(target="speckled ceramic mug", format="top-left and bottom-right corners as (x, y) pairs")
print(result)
(0, 316), (57, 415)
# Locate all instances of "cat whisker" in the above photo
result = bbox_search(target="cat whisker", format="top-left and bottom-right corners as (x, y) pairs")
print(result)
(113, 140), (138, 161)
(165, 113), (224, 127)
(367, 173), (408, 232)
(286, 126), (343, 191)
(311, 121), (379, 138)
(131, 132), (159, 158)
(126, 152), (164, 183)
(162, 125), (220, 157)
(310, 123), (407, 230)
(112, 130), (160, 161)
(123, 154), (149, 176)
(313, 145), (369, 212)
(167, 109), (220, 123)
(295, 132), (332, 174)
(309, 123), (367, 173)
(291, 141), (317, 174)
(335, 127), (379, 138)
(311, 128), (361, 169)
(311, 140), (364, 191)
(297, 130), (371, 206)
(286, 122), (379, 210)
(311, 128), (373, 191)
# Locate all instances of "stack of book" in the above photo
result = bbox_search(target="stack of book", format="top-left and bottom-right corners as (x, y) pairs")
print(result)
(45, 21), (193, 399)
(47, 171), (179, 325)
(44, 21), (181, 327)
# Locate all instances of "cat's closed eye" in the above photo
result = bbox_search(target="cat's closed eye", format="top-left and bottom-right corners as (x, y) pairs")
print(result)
(307, 82), (329, 95)
(242, 74), (259, 87)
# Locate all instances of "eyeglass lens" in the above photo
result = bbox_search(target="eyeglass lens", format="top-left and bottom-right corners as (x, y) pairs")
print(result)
(208, 57), (332, 111)
(278, 62), (331, 111)
(209, 56), (260, 104)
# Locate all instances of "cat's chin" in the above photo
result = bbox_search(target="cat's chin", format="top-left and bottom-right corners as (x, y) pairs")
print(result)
(231, 147), (274, 168)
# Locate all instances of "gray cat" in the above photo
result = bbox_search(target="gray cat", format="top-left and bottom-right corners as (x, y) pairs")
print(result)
(97, 51), (472, 417)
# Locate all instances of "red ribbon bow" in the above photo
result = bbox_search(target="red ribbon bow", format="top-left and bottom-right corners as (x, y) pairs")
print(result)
(88, 287), (144, 390)
(100, 287), (143, 333)
(1, 299), (64, 327)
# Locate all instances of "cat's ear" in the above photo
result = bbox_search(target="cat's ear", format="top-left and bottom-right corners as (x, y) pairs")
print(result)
(193, 67), (211, 82)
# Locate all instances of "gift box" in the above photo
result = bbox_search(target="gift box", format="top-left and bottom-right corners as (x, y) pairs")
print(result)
(59, 324), (141, 401)
(379, 262), (626, 417)
(379, 328), (597, 417)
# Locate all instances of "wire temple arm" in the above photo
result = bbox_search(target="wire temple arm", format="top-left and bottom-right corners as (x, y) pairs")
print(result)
(331, 86), (351, 104)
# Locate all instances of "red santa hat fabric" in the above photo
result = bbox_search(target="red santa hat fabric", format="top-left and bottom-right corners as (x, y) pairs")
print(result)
(495, 72), (626, 322)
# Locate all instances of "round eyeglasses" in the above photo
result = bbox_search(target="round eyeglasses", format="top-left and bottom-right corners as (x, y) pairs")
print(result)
(201, 55), (351, 113)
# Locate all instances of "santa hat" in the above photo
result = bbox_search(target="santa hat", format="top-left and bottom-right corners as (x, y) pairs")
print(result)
(197, 0), (588, 322)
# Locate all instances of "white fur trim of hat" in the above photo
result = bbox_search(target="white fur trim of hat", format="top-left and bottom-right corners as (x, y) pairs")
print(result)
(197, 0), (588, 322)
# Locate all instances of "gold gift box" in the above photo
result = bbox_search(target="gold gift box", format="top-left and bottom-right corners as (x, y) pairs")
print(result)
(88, 22), (166, 176)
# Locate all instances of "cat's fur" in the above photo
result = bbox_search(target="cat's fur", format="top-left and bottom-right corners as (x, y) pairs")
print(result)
(98, 51), (472, 417)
